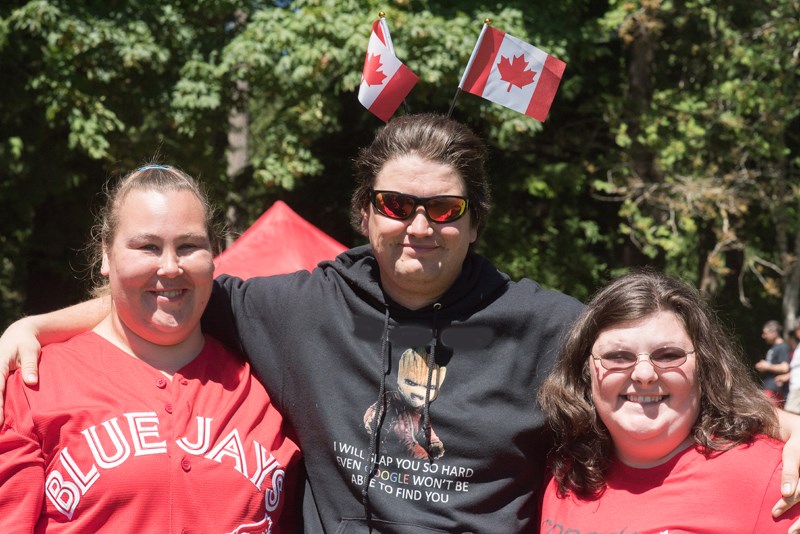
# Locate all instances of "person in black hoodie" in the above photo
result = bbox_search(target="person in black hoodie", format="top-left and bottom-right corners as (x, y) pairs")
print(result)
(198, 113), (583, 532)
(3, 114), (800, 533)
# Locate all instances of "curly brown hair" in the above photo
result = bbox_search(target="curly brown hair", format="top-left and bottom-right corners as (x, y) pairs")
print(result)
(538, 269), (779, 498)
(350, 113), (491, 237)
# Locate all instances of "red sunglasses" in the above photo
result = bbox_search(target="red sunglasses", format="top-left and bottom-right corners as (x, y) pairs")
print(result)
(370, 190), (469, 223)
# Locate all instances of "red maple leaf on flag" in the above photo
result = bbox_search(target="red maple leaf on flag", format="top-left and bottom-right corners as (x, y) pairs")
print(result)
(496, 54), (537, 92)
(363, 53), (387, 86)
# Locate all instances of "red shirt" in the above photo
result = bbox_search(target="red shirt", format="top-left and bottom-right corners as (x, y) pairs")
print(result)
(0, 332), (300, 533)
(540, 437), (800, 534)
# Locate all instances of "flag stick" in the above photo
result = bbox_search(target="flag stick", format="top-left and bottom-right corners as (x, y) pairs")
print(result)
(446, 88), (461, 119)
(449, 19), (491, 119)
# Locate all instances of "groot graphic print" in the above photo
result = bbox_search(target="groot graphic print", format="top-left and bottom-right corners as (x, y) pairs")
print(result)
(364, 347), (448, 460)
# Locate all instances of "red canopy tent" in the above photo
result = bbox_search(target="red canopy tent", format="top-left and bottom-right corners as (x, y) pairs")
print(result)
(213, 200), (348, 280)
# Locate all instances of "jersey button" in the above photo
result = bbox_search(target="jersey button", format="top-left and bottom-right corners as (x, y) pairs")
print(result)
(156, 378), (167, 389)
(179, 378), (189, 386)
(181, 458), (191, 472)
(164, 403), (173, 414)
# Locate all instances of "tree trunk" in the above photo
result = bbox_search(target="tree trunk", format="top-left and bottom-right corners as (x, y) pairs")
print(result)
(225, 78), (249, 248)
(782, 225), (800, 333)
(624, 4), (661, 184)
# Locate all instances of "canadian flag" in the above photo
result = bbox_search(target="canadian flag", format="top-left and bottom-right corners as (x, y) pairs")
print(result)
(358, 18), (419, 122)
(458, 24), (566, 122)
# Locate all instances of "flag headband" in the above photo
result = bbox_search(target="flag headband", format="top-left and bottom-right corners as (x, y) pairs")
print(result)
(359, 14), (567, 123)
(358, 13), (419, 122)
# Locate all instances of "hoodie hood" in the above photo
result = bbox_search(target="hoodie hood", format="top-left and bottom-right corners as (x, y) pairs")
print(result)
(325, 244), (510, 317)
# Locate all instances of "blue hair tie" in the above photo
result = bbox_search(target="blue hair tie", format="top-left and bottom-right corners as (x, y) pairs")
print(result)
(136, 164), (171, 172)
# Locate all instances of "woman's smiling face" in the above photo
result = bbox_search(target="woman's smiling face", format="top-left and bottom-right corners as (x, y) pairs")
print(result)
(590, 311), (701, 468)
(101, 188), (214, 346)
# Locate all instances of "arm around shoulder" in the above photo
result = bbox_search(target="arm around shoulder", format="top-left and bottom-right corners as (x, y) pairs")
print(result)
(0, 296), (109, 424)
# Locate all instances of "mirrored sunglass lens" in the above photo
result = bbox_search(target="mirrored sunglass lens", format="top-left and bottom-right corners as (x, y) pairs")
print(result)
(377, 193), (414, 219)
(427, 198), (466, 222)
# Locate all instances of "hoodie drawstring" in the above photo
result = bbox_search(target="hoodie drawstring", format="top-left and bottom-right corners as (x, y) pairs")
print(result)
(362, 306), (391, 527)
(422, 303), (441, 462)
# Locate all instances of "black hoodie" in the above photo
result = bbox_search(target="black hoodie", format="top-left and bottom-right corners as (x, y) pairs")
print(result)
(203, 245), (584, 533)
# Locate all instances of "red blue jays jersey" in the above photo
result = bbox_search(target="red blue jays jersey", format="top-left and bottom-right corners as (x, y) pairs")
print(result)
(0, 332), (300, 533)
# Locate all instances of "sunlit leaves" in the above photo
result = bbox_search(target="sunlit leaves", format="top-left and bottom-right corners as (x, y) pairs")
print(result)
(1, 0), (798, 333)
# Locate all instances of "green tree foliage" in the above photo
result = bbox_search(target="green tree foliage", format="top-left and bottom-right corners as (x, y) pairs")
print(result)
(1, 0), (798, 359)
(0, 0), (243, 319)
(589, 0), (799, 346)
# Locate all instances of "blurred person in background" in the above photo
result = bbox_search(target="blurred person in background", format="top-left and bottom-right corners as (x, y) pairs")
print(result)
(757, 320), (792, 407)
(778, 321), (800, 415)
